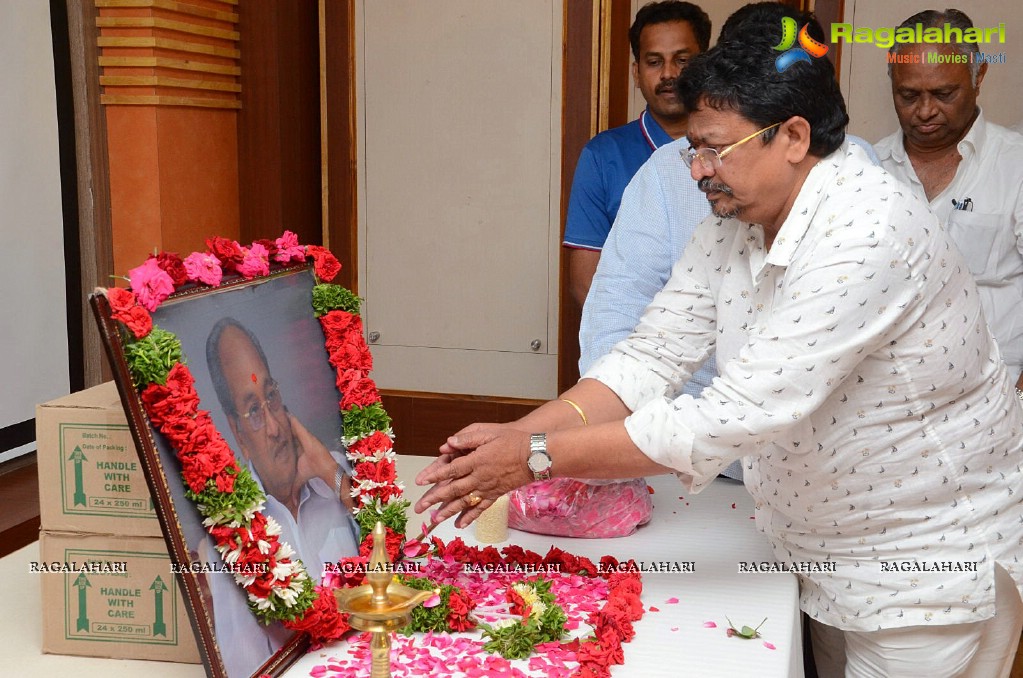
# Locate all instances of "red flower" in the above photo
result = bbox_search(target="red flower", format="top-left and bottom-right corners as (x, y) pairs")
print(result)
(340, 376), (380, 409)
(347, 431), (393, 458)
(285, 584), (351, 642)
(506, 588), (528, 616)
(500, 544), (544, 568)
(274, 231), (306, 264)
(438, 537), (472, 563)
(357, 526), (404, 562)
(206, 236), (245, 272)
(307, 245), (341, 282)
(354, 459), (396, 485)
(320, 310), (361, 341)
(477, 546), (502, 568)
(152, 252), (188, 286)
(140, 364), (200, 427)
(446, 589), (476, 632)
(113, 305), (153, 339)
(106, 287), (136, 313)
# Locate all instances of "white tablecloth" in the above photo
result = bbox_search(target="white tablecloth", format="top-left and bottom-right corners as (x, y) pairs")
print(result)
(5, 455), (802, 677)
(290, 455), (803, 677)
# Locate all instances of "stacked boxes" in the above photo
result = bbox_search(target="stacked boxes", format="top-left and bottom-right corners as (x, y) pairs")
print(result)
(35, 381), (200, 663)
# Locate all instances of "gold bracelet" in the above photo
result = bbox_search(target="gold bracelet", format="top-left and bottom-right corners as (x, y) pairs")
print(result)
(560, 398), (588, 426)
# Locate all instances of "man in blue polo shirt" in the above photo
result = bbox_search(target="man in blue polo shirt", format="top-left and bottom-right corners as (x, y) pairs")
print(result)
(563, 1), (710, 306)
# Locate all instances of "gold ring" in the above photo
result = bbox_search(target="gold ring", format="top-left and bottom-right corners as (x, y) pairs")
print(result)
(466, 492), (482, 507)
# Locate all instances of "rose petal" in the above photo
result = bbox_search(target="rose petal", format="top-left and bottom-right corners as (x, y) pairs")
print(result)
(763, 641), (776, 650)
(423, 593), (442, 608)
(666, 597), (680, 604)
(649, 606), (660, 612)
(703, 621), (717, 628)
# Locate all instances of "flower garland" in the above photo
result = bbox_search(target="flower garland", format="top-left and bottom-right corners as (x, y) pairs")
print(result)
(107, 232), (645, 676)
(105, 231), (404, 643)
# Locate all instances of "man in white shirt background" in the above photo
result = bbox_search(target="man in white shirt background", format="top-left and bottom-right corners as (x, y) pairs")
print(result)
(875, 7), (1023, 392)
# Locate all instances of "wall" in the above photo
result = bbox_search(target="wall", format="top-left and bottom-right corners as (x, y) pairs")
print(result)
(356, 0), (562, 400)
(0, 2), (68, 463)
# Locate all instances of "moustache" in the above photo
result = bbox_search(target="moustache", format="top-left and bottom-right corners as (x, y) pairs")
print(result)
(656, 79), (678, 95)
(698, 178), (733, 195)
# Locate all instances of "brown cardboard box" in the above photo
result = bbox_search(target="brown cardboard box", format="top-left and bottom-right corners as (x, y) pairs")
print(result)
(39, 531), (201, 663)
(36, 382), (163, 537)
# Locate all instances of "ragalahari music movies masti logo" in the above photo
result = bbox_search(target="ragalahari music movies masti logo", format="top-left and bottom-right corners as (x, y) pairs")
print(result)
(774, 16), (829, 72)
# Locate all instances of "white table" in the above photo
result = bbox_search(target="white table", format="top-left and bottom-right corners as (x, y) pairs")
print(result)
(5, 455), (802, 677)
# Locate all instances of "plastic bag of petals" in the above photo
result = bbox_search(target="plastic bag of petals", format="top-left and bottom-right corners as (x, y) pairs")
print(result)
(508, 477), (652, 538)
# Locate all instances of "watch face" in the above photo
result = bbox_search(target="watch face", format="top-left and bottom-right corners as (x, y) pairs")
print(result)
(528, 452), (551, 473)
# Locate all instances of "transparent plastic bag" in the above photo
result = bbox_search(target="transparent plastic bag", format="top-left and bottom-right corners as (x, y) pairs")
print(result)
(508, 477), (652, 538)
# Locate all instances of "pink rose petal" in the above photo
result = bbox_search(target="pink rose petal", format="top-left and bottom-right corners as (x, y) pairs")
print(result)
(763, 641), (776, 650)
(671, 626), (679, 632)
(665, 597), (680, 604)
(423, 593), (442, 608)
(703, 621), (717, 628)
(649, 606), (660, 612)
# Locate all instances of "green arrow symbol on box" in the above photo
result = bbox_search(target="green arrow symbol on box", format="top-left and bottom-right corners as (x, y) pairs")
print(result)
(73, 572), (91, 631)
(150, 576), (168, 637)
(68, 446), (88, 506)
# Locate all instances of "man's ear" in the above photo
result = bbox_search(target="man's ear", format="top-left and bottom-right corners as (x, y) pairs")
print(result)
(632, 60), (639, 89)
(226, 415), (251, 461)
(779, 116), (812, 163)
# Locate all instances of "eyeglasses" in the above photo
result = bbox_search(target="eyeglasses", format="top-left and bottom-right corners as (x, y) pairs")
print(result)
(681, 122), (782, 170)
(237, 382), (284, 432)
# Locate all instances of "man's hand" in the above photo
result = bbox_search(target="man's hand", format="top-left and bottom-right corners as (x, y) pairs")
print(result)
(415, 424), (534, 529)
(291, 414), (354, 512)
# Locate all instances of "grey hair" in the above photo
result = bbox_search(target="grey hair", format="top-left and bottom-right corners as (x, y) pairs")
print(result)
(886, 8), (981, 86)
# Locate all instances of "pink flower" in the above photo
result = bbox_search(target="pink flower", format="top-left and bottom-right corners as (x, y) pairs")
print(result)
(237, 242), (270, 278)
(128, 258), (175, 311)
(183, 251), (223, 286)
(274, 230), (306, 263)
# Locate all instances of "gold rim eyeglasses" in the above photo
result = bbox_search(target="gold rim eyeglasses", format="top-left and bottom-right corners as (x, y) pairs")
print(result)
(237, 381), (284, 432)
(681, 122), (782, 170)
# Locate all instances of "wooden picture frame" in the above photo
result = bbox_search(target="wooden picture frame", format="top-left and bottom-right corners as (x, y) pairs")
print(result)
(91, 263), (362, 677)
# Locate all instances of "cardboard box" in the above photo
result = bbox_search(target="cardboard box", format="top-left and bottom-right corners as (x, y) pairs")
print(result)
(39, 530), (201, 663)
(36, 382), (162, 537)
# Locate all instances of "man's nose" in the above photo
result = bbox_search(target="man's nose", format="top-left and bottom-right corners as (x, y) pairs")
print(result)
(663, 61), (681, 81)
(916, 94), (938, 120)
(263, 405), (282, 437)
(690, 158), (714, 182)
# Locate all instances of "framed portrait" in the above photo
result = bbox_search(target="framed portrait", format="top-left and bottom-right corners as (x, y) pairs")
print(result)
(91, 258), (369, 678)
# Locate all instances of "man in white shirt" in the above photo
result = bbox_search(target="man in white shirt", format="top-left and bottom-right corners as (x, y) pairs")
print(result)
(417, 16), (1023, 678)
(875, 8), (1023, 393)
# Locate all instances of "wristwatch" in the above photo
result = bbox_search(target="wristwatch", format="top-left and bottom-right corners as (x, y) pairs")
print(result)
(527, 433), (552, 481)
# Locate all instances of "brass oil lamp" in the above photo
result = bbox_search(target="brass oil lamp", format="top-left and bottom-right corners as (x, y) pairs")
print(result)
(334, 522), (438, 678)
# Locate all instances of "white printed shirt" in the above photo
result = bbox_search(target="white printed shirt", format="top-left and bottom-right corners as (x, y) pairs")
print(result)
(586, 143), (1023, 631)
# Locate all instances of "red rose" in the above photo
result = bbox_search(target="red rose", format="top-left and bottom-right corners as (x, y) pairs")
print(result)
(112, 304), (153, 338)
(347, 431), (393, 458)
(206, 236), (245, 272)
(506, 588), (527, 616)
(106, 287), (136, 313)
(341, 377), (380, 409)
(307, 245), (341, 282)
(446, 589), (476, 632)
(439, 537), (471, 563)
(500, 545), (544, 568)
(354, 459), (396, 485)
(327, 333), (372, 372)
(152, 252), (188, 286)
(477, 546), (502, 568)
(285, 585), (351, 642)
(357, 526), (403, 562)
(320, 310), (360, 342)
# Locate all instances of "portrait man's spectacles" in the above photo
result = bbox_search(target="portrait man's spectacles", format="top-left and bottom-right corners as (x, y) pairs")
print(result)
(237, 381), (284, 432)
(681, 122), (782, 170)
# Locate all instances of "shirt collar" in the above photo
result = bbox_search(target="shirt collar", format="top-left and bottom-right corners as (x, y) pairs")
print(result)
(760, 141), (851, 274)
(879, 107), (987, 165)
(640, 107), (675, 150)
